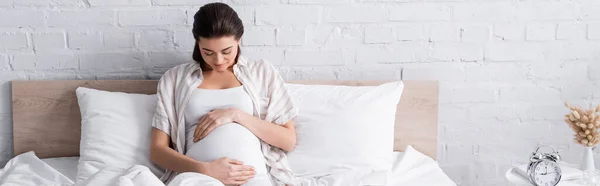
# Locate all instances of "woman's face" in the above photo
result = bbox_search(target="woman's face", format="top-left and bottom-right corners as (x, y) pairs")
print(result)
(198, 35), (240, 72)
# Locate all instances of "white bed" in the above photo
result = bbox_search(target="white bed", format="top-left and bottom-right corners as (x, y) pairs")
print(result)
(5, 80), (453, 186)
(9, 147), (452, 186)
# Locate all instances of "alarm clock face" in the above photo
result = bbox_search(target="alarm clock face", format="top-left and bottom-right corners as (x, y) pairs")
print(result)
(531, 160), (562, 186)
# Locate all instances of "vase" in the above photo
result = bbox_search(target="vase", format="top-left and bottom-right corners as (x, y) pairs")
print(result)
(582, 146), (596, 171)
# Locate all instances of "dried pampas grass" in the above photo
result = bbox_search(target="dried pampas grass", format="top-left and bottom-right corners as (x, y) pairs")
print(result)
(565, 102), (600, 147)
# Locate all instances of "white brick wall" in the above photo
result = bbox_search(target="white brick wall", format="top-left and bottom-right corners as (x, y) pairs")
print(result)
(0, 1), (599, 185)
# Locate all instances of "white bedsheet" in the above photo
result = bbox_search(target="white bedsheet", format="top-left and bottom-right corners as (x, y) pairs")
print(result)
(1, 146), (455, 186)
(41, 157), (79, 181)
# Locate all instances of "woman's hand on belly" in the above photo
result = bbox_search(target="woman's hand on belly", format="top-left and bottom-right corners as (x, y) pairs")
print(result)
(200, 157), (256, 185)
(194, 108), (240, 142)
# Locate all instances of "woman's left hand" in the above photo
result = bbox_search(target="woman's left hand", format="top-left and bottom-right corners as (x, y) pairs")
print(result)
(193, 108), (240, 142)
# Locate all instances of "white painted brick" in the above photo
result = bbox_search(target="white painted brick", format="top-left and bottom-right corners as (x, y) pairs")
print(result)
(104, 31), (135, 49)
(438, 105), (469, 123)
(402, 63), (466, 82)
(279, 66), (337, 81)
(0, 10), (45, 27)
(594, 85), (600, 99)
(341, 49), (357, 66)
(465, 63), (528, 83)
(441, 85), (496, 103)
(88, 0), (151, 6)
(138, 30), (172, 48)
(13, 0), (84, 6)
(504, 122), (552, 141)
(518, 2), (579, 20)
(427, 43), (484, 62)
(429, 24), (459, 42)
(118, 9), (186, 26)
(356, 43), (427, 63)
(186, 8), (198, 26)
(499, 86), (561, 102)
(284, 49), (343, 66)
(484, 42), (543, 62)
(242, 28), (275, 46)
(324, 5), (386, 23)
(390, 3), (452, 21)
(32, 32), (66, 50)
(95, 74), (147, 80)
(243, 48), (284, 65)
(47, 10), (115, 27)
(231, 6), (254, 25)
(0, 55), (8, 71)
(583, 3), (600, 20)
(588, 24), (600, 40)
(0, 137), (12, 167)
(453, 2), (517, 21)
(541, 42), (597, 62)
(288, 0), (348, 3)
(256, 6), (320, 26)
(0, 1), (10, 6)
(493, 24), (525, 41)
(12, 54), (78, 70)
(468, 104), (518, 120)
(590, 63), (600, 80)
(79, 53), (145, 70)
(0, 33), (28, 50)
(440, 164), (472, 184)
(561, 83), (594, 100)
(441, 144), (474, 165)
(460, 25), (490, 42)
(364, 26), (394, 44)
(148, 52), (191, 68)
(224, 0), (279, 4)
(306, 25), (364, 48)
(0, 114), (11, 136)
(518, 104), (570, 121)
(557, 23), (586, 40)
(526, 23), (556, 41)
(174, 30), (195, 51)
(473, 162), (497, 181)
(335, 65), (402, 81)
(530, 63), (588, 83)
(28, 73), (94, 80)
(276, 28), (306, 46)
(396, 24), (427, 41)
(152, 0), (217, 6)
(67, 31), (103, 50)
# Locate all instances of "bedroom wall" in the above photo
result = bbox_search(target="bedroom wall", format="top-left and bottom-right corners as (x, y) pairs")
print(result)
(0, 0), (599, 185)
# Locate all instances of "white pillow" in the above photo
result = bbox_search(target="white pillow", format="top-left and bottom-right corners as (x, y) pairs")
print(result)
(75, 87), (164, 182)
(285, 81), (404, 178)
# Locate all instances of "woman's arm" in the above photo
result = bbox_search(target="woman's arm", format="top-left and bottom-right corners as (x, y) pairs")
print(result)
(234, 112), (297, 152)
(150, 128), (205, 173)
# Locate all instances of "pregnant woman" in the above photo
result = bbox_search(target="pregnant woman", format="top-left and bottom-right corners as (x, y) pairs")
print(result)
(150, 3), (299, 186)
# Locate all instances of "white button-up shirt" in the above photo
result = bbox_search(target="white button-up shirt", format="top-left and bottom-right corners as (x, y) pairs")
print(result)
(152, 56), (300, 185)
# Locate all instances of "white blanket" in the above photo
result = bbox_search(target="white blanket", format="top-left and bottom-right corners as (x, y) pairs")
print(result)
(0, 147), (456, 186)
(386, 146), (456, 186)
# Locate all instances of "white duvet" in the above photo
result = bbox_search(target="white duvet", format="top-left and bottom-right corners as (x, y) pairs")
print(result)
(0, 146), (456, 186)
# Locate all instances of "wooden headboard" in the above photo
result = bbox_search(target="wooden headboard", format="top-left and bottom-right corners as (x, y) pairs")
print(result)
(12, 80), (439, 159)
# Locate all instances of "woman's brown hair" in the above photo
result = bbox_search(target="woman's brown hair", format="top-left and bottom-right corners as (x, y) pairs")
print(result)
(192, 2), (244, 70)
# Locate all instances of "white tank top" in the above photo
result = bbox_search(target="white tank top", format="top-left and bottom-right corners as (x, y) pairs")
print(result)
(183, 86), (270, 178)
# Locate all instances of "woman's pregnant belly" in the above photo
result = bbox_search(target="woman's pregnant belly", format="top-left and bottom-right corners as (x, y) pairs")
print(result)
(185, 123), (268, 175)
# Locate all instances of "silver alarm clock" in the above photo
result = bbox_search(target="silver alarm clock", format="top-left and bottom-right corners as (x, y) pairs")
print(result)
(527, 145), (562, 186)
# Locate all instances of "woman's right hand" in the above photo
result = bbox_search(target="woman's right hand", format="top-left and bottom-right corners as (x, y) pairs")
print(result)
(200, 157), (256, 185)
